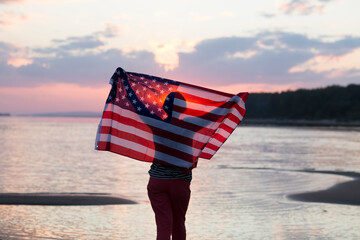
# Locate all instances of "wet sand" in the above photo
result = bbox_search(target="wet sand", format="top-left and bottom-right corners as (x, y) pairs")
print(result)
(0, 193), (137, 205)
(1, 169), (359, 207)
(288, 170), (360, 206)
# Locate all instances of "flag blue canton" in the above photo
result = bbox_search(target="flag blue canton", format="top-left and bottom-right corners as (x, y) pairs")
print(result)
(107, 68), (180, 121)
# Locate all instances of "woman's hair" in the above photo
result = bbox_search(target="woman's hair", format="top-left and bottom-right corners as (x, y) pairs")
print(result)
(163, 92), (186, 115)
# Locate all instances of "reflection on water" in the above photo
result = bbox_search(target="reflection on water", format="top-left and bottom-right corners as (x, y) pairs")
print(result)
(0, 117), (360, 239)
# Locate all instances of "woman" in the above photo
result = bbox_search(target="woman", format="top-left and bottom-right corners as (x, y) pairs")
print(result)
(146, 92), (192, 240)
(147, 162), (192, 240)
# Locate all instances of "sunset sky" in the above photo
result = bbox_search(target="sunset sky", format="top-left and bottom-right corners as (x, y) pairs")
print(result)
(1, 0), (360, 114)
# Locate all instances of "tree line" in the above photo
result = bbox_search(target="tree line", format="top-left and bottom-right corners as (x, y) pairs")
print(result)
(244, 84), (360, 122)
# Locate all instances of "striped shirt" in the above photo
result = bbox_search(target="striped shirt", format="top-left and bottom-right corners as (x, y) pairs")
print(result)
(148, 162), (192, 183)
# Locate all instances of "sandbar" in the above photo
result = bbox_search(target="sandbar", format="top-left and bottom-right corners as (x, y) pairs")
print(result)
(0, 193), (137, 205)
(288, 175), (360, 206)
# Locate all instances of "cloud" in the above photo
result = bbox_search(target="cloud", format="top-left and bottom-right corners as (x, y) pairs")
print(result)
(259, 11), (277, 18)
(0, 41), (33, 73)
(279, 0), (336, 15)
(0, 42), (16, 60)
(0, 41), (163, 87)
(0, 10), (28, 26)
(150, 40), (196, 71)
(34, 23), (120, 56)
(95, 22), (121, 38)
(34, 23), (122, 56)
(0, 0), (24, 4)
(167, 32), (360, 88)
(1, 31), (360, 91)
(54, 35), (104, 51)
(33, 35), (104, 56)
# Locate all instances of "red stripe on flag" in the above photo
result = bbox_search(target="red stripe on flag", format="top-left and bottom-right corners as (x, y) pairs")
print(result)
(97, 141), (153, 162)
(212, 132), (227, 143)
(237, 92), (249, 102)
(100, 127), (196, 163)
(170, 118), (215, 136)
(234, 104), (246, 117)
(201, 141), (219, 152)
(227, 113), (241, 125)
(179, 93), (234, 108)
(218, 123), (234, 134)
(199, 151), (213, 159)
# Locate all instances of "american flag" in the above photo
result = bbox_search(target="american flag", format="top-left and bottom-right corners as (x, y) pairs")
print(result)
(95, 67), (248, 169)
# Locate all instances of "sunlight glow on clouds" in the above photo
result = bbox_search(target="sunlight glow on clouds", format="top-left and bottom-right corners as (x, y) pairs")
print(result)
(256, 38), (287, 50)
(150, 40), (196, 71)
(289, 48), (360, 78)
(7, 57), (33, 67)
(151, 42), (180, 71)
(227, 50), (259, 59)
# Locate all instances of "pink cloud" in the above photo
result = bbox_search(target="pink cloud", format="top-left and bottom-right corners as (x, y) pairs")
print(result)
(7, 57), (33, 67)
(279, 0), (330, 15)
(289, 48), (360, 77)
(0, 10), (28, 26)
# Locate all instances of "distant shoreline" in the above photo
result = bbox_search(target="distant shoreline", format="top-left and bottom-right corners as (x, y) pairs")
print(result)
(2, 115), (360, 127)
(12, 112), (102, 118)
(242, 118), (360, 127)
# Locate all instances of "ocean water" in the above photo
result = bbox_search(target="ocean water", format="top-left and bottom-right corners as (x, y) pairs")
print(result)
(0, 117), (359, 240)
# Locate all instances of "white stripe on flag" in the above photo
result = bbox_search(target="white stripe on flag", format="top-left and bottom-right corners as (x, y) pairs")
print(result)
(100, 118), (202, 156)
(178, 85), (232, 101)
(224, 118), (238, 129)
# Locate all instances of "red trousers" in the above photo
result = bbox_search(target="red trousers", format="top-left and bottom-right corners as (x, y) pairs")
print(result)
(147, 177), (191, 240)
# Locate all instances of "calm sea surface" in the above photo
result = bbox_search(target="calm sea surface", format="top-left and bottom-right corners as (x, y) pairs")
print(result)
(0, 117), (359, 240)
